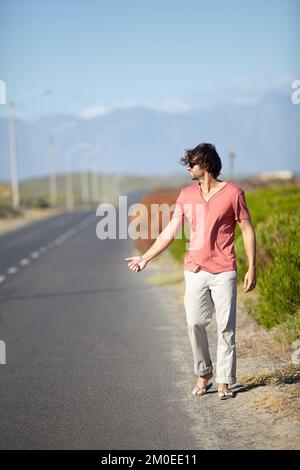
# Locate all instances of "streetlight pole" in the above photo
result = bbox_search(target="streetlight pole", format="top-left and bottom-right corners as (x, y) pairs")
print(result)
(48, 130), (56, 207)
(48, 121), (77, 207)
(65, 142), (91, 211)
(114, 173), (121, 205)
(80, 157), (90, 204)
(77, 155), (98, 205)
(86, 146), (103, 204)
(8, 101), (19, 209)
(91, 162), (100, 203)
(8, 88), (51, 209)
(88, 156), (100, 203)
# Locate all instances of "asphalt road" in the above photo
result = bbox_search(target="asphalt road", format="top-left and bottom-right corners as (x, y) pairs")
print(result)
(0, 203), (214, 450)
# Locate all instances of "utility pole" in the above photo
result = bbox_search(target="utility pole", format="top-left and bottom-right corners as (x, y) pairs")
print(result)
(65, 142), (91, 211)
(48, 121), (77, 207)
(86, 146), (103, 204)
(90, 163), (100, 203)
(8, 101), (19, 209)
(80, 167), (90, 204)
(48, 130), (57, 207)
(8, 88), (51, 209)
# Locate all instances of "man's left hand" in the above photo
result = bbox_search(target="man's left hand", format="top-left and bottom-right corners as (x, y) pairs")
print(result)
(243, 267), (256, 292)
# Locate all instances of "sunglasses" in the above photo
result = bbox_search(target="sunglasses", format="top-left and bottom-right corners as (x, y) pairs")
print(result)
(187, 160), (199, 168)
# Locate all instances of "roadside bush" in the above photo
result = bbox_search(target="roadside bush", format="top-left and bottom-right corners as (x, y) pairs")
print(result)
(244, 210), (300, 337)
(0, 200), (23, 218)
(21, 196), (51, 209)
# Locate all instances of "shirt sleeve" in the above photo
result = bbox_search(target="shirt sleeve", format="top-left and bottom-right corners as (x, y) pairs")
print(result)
(234, 191), (251, 222)
(172, 189), (185, 223)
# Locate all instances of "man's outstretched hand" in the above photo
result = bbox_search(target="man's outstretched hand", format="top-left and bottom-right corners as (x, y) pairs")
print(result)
(125, 256), (148, 273)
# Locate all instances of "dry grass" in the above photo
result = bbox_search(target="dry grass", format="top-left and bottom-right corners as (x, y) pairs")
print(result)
(239, 363), (300, 420)
(0, 182), (11, 198)
(0, 207), (62, 236)
(238, 362), (300, 388)
(237, 337), (280, 358)
(250, 384), (300, 419)
(147, 271), (184, 286)
(236, 286), (291, 358)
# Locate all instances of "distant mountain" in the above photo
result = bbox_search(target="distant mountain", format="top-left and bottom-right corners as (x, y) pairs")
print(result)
(0, 92), (299, 181)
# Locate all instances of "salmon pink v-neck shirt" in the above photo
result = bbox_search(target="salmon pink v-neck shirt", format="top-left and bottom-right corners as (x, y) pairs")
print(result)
(172, 181), (251, 273)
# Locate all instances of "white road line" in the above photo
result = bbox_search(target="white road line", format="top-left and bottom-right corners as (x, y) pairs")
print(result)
(2, 214), (95, 284)
(20, 258), (30, 266)
(67, 228), (77, 236)
(7, 267), (18, 274)
(59, 233), (71, 241)
(80, 215), (95, 227)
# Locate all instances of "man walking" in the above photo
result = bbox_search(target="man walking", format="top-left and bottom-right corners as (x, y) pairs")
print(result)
(125, 143), (256, 400)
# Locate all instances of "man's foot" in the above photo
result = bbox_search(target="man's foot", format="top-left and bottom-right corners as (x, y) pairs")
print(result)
(217, 384), (235, 400)
(192, 371), (213, 395)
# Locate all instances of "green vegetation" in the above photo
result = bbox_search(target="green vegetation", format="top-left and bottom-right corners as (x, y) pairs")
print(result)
(0, 199), (23, 218)
(169, 184), (300, 345)
(169, 230), (189, 263)
(236, 185), (300, 345)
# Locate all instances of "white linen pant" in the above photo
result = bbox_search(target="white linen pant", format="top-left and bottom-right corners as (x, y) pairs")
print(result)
(184, 269), (237, 384)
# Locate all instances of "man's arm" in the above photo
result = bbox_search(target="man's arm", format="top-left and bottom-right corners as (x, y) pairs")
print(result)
(237, 219), (256, 292)
(125, 217), (183, 272)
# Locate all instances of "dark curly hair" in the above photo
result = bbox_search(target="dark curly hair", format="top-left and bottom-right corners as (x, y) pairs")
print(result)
(180, 143), (222, 178)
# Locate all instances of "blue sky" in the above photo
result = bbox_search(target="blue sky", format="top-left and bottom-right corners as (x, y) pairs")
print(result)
(0, 0), (299, 117)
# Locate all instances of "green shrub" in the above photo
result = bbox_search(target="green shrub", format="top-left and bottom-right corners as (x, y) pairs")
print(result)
(21, 196), (51, 209)
(0, 200), (23, 218)
(169, 229), (189, 263)
(244, 210), (300, 331)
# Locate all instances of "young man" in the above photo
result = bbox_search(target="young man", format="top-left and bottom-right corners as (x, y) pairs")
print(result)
(125, 143), (256, 400)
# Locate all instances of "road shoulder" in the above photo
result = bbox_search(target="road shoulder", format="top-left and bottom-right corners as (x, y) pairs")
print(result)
(0, 208), (65, 236)
(142, 251), (300, 450)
